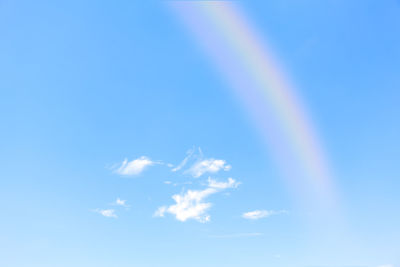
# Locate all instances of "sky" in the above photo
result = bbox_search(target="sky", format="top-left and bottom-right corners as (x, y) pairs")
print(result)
(0, 0), (399, 267)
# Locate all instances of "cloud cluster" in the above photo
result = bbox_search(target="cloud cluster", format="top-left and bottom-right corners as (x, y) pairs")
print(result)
(106, 147), (287, 225)
(155, 177), (239, 223)
(113, 148), (232, 178)
(242, 209), (287, 220)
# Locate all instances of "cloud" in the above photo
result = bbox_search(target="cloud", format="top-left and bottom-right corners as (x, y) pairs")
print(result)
(115, 156), (155, 176)
(186, 159), (231, 178)
(170, 147), (231, 178)
(378, 265), (394, 267)
(242, 210), (287, 220)
(154, 187), (216, 223)
(115, 198), (129, 208)
(171, 147), (196, 172)
(155, 178), (239, 223)
(208, 177), (240, 189)
(154, 206), (168, 217)
(94, 209), (117, 218)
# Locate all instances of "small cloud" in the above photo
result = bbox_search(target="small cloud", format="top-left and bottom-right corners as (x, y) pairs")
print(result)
(115, 198), (129, 208)
(378, 265), (394, 267)
(186, 158), (231, 178)
(164, 181), (172, 185)
(114, 156), (155, 176)
(94, 209), (117, 218)
(208, 177), (240, 189)
(154, 206), (167, 217)
(155, 178), (239, 223)
(154, 187), (216, 223)
(171, 147), (196, 172)
(242, 210), (287, 220)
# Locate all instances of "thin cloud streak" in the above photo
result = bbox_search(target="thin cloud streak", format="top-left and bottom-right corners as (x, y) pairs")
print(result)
(171, 147), (195, 172)
(242, 209), (288, 220)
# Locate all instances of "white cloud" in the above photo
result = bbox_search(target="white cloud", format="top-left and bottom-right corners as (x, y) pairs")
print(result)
(155, 178), (239, 223)
(115, 198), (129, 207)
(115, 156), (155, 176)
(208, 177), (240, 189)
(154, 187), (216, 223)
(242, 210), (287, 220)
(154, 206), (168, 217)
(170, 148), (231, 178)
(95, 209), (117, 218)
(186, 158), (231, 178)
(378, 265), (394, 267)
(171, 147), (196, 172)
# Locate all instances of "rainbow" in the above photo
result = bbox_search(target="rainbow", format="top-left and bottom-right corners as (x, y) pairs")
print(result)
(168, 1), (338, 213)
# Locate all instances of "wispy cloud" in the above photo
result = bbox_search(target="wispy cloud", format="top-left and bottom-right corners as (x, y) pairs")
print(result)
(242, 210), (287, 220)
(171, 147), (196, 172)
(378, 265), (394, 267)
(208, 177), (240, 189)
(186, 159), (232, 178)
(170, 147), (231, 178)
(114, 198), (129, 208)
(155, 178), (240, 223)
(115, 156), (156, 176)
(94, 209), (117, 218)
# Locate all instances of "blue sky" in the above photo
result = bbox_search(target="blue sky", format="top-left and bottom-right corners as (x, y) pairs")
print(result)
(0, 1), (399, 267)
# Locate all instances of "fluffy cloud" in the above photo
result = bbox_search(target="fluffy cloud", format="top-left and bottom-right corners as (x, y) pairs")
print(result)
(115, 156), (155, 176)
(155, 178), (239, 223)
(95, 209), (117, 218)
(242, 210), (287, 220)
(186, 159), (231, 178)
(154, 188), (216, 223)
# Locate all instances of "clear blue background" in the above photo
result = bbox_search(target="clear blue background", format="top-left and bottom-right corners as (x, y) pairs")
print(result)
(0, 0), (399, 266)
